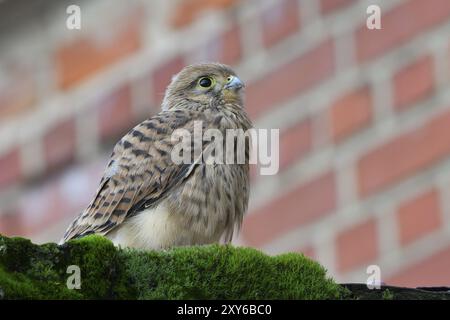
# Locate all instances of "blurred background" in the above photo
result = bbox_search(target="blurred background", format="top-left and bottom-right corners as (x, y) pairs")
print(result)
(1, 0), (450, 287)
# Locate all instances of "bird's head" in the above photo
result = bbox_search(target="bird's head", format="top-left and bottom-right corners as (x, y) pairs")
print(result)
(162, 63), (244, 111)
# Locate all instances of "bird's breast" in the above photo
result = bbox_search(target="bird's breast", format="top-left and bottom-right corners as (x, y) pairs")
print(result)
(106, 202), (222, 249)
(166, 162), (249, 242)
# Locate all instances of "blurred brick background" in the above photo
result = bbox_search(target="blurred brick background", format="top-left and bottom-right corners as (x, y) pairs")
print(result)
(1, 0), (450, 287)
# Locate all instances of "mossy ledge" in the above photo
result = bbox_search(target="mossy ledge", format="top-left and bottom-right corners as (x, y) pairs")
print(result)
(3, 234), (449, 300)
(0, 234), (347, 300)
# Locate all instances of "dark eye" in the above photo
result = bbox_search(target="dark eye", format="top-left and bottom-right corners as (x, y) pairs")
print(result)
(198, 77), (213, 88)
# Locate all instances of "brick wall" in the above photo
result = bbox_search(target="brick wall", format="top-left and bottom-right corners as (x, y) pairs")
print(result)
(1, 0), (450, 287)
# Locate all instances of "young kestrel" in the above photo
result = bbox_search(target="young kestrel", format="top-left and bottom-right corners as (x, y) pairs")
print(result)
(61, 63), (253, 250)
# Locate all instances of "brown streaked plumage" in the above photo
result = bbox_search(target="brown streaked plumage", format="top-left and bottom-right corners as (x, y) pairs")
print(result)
(61, 63), (253, 249)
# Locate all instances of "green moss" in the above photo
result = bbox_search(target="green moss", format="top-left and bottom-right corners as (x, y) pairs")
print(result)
(382, 289), (394, 300)
(60, 235), (136, 299)
(0, 234), (346, 300)
(0, 236), (81, 299)
(124, 245), (345, 299)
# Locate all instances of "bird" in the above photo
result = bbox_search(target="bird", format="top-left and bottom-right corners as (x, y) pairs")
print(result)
(60, 63), (253, 250)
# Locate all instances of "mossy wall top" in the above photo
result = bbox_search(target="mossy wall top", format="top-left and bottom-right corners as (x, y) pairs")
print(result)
(0, 234), (345, 300)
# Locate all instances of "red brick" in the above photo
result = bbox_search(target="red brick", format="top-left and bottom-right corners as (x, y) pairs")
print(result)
(396, 189), (442, 246)
(356, 0), (450, 62)
(130, 72), (161, 117)
(387, 245), (450, 287)
(55, 14), (143, 89)
(152, 56), (185, 105)
(279, 119), (312, 170)
(329, 86), (373, 142)
(171, 0), (237, 29)
(43, 118), (77, 171)
(0, 149), (22, 190)
(191, 24), (242, 66)
(242, 171), (337, 247)
(217, 25), (242, 65)
(320, 0), (356, 15)
(97, 85), (134, 142)
(0, 209), (24, 237)
(358, 109), (450, 197)
(17, 184), (66, 236)
(261, 0), (300, 48)
(0, 65), (36, 122)
(246, 39), (335, 119)
(393, 55), (435, 111)
(336, 218), (378, 272)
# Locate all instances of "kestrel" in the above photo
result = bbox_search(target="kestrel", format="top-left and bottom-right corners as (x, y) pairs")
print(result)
(61, 63), (253, 250)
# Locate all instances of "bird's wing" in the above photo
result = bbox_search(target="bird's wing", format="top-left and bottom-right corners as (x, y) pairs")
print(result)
(61, 110), (208, 242)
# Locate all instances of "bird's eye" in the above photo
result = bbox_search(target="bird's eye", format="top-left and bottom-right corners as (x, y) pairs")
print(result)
(198, 77), (213, 88)
(226, 76), (233, 83)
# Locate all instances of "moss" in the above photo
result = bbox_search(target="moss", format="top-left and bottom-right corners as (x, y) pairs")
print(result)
(123, 245), (346, 299)
(59, 235), (136, 299)
(0, 236), (81, 299)
(0, 235), (134, 299)
(382, 289), (394, 300)
(0, 234), (346, 300)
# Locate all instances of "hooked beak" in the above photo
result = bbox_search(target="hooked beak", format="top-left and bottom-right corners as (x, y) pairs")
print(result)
(224, 76), (244, 90)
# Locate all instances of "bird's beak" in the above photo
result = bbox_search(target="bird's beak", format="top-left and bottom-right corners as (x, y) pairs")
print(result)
(224, 76), (244, 90)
